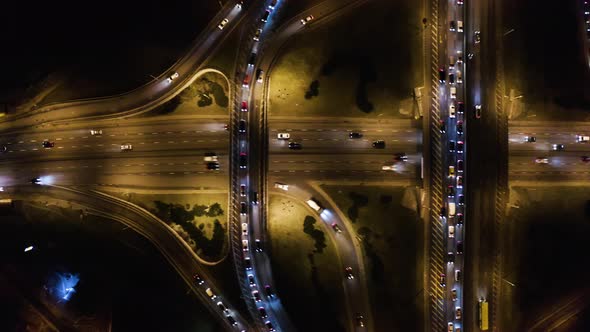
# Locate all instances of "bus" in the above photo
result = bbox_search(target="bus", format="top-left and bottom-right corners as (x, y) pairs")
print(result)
(478, 298), (489, 330)
(306, 199), (323, 213)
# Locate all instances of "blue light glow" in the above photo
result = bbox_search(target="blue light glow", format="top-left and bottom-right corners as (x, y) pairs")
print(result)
(48, 272), (80, 302)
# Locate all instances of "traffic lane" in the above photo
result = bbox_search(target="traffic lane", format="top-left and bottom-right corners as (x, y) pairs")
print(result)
(269, 131), (420, 147)
(269, 155), (418, 172)
(268, 119), (416, 131)
(1, 137), (229, 160)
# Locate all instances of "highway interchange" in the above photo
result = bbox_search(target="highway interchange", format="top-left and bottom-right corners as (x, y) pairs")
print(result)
(2, 0), (590, 331)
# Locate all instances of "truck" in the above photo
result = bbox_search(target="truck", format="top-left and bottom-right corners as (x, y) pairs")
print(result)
(448, 202), (456, 217)
(204, 153), (218, 162)
(306, 199), (324, 213)
(478, 298), (489, 330)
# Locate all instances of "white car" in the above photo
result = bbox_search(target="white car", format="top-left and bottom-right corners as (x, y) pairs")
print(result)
(456, 70), (463, 84)
(90, 129), (102, 135)
(253, 28), (262, 41)
(274, 182), (289, 191)
(121, 144), (133, 151)
(218, 18), (229, 30)
(535, 157), (549, 164)
(242, 223), (248, 236)
(166, 72), (179, 83)
(448, 225), (455, 238)
(382, 165), (396, 171)
(577, 135), (590, 142)
(450, 86), (456, 99)
(242, 240), (249, 252)
(449, 103), (456, 118)
(300, 15), (314, 25)
(277, 133), (290, 140)
(458, 21), (464, 32)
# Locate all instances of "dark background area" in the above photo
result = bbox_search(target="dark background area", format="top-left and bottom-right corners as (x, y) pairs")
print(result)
(0, 204), (222, 331)
(0, 0), (219, 103)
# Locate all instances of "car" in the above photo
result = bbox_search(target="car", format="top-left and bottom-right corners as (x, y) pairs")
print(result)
(261, 10), (270, 22)
(582, 156), (590, 162)
(349, 132), (363, 139)
(356, 314), (365, 327)
(30, 177), (41, 185)
(244, 256), (252, 270)
(456, 307), (462, 319)
(253, 28), (262, 41)
(240, 184), (246, 196)
(457, 0), (464, 5)
(449, 165), (455, 177)
(448, 252), (455, 264)
(524, 136), (536, 143)
(277, 133), (290, 140)
(288, 142), (302, 150)
(457, 121), (463, 135)
(458, 194), (465, 205)
(474, 30), (481, 43)
(255, 239), (263, 252)
(204, 152), (218, 162)
(449, 103), (456, 118)
(455, 269), (462, 281)
(239, 120), (246, 133)
(457, 101), (465, 114)
(457, 176), (463, 188)
(457, 50), (464, 64)
(449, 140), (456, 152)
(451, 288), (457, 301)
(242, 240), (249, 252)
(440, 273), (446, 286)
(449, 73), (455, 84)
(552, 144), (565, 151)
(242, 222), (248, 235)
(457, 213), (464, 224)
(450, 20), (456, 31)
(42, 141), (55, 148)
(268, 0), (278, 10)
(457, 159), (464, 172)
(345, 267), (354, 279)
(218, 18), (229, 30)
(265, 321), (275, 331)
(474, 104), (482, 118)
(450, 86), (457, 99)
(239, 152), (248, 168)
(457, 20), (464, 32)
(248, 274), (255, 286)
(242, 75), (250, 87)
(439, 68), (446, 83)
(331, 222), (342, 233)
(382, 165), (396, 171)
(207, 162), (220, 170)
(448, 225), (455, 238)
(256, 69), (264, 83)
(394, 152), (408, 161)
(240, 202), (247, 215)
(241, 101), (248, 111)
(121, 144), (133, 151)
(372, 140), (385, 148)
(226, 315), (237, 326)
(448, 322), (454, 332)
(251, 191), (258, 205)
(449, 56), (455, 70)
(193, 273), (205, 285)
(259, 307), (268, 319)
(217, 301), (229, 313)
(206, 288), (217, 300)
(236, 1), (243, 9)
(440, 207), (447, 217)
(264, 285), (274, 297)
(457, 141), (464, 153)
(248, 52), (257, 66)
(0, 145), (6, 153)
(166, 72), (179, 83)
(577, 135), (590, 142)
(274, 182), (289, 190)
(535, 157), (549, 164)
(456, 70), (463, 84)
(300, 15), (314, 25)
(252, 290), (262, 302)
(457, 241), (463, 254)
(90, 129), (102, 135)
(440, 120), (446, 133)
(447, 185), (455, 197)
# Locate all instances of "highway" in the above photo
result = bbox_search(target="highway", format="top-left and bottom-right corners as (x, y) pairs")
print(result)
(6, 184), (251, 331)
(0, 1), (244, 132)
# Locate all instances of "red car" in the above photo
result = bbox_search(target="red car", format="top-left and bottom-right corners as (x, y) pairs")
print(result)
(582, 156), (590, 162)
(241, 101), (248, 111)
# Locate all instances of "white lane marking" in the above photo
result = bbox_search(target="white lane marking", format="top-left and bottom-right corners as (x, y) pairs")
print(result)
(109, 134), (116, 137)
(30, 140), (37, 142)
(82, 136), (88, 139)
(168, 141), (175, 143)
(183, 140), (189, 143)
(125, 164), (131, 167)
(18, 141), (24, 144)
(58, 147), (64, 149)
(97, 144), (104, 147)
(84, 145), (90, 147)
(56, 138), (62, 140)
(32, 148), (38, 151)
(154, 142), (160, 144)
(20, 149), (26, 152)
(152, 132), (158, 135)
(69, 137), (75, 140)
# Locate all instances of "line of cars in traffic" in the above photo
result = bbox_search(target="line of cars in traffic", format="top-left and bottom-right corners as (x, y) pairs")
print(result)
(525, 134), (590, 164)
